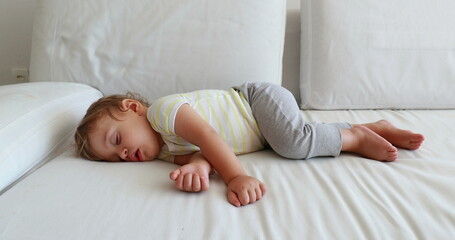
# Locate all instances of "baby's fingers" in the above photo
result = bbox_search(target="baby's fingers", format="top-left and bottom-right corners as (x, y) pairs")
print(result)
(169, 168), (182, 181)
(238, 191), (250, 206)
(255, 188), (263, 201)
(260, 182), (267, 195)
(175, 173), (209, 192)
(183, 173), (195, 192)
(248, 190), (257, 204)
(228, 189), (251, 206)
(200, 176), (210, 191)
(174, 173), (185, 191)
(191, 174), (201, 192)
(227, 190), (241, 207)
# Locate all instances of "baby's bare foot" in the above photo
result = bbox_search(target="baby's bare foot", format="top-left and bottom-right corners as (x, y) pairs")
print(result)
(341, 126), (398, 161)
(359, 120), (425, 150)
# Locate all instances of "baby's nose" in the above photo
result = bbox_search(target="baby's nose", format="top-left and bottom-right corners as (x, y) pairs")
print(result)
(119, 148), (128, 160)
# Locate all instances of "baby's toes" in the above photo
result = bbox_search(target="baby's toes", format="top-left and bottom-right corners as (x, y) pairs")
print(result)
(414, 133), (425, 141)
(410, 134), (424, 144)
(385, 148), (398, 162)
(409, 141), (422, 150)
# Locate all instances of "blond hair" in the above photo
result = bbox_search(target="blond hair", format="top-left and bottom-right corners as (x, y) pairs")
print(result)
(74, 92), (149, 161)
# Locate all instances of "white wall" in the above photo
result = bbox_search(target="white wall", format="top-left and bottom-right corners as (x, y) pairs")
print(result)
(0, 0), (36, 86)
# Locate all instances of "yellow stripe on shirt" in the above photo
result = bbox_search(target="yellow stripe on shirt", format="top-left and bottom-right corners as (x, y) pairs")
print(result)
(216, 94), (238, 152)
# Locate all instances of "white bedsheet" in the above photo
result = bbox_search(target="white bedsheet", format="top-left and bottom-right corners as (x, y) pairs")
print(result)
(1, 109), (454, 239)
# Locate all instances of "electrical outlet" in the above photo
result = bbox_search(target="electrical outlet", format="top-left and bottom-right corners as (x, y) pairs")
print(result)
(12, 68), (29, 82)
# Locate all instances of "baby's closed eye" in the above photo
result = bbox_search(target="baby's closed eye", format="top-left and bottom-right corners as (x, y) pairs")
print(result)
(115, 133), (121, 145)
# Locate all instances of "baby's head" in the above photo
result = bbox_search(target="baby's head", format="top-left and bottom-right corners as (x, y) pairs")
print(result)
(75, 92), (158, 162)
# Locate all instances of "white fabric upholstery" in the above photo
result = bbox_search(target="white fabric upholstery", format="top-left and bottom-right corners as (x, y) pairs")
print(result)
(2, 0), (455, 239)
(30, 0), (286, 101)
(1, 110), (454, 239)
(0, 82), (102, 193)
(300, 0), (455, 109)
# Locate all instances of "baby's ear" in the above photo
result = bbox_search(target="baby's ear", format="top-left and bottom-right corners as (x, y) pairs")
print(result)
(121, 99), (144, 115)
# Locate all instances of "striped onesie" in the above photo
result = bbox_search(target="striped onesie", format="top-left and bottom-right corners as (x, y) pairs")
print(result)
(147, 88), (266, 163)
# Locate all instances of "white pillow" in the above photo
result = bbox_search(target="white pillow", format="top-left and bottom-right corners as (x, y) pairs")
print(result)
(30, 0), (286, 101)
(0, 82), (102, 193)
(300, 0), (455, 109)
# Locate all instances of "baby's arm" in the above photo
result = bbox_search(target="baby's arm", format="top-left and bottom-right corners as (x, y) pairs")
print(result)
(173, 104), (266, 207)
(169, 152), (212, 192)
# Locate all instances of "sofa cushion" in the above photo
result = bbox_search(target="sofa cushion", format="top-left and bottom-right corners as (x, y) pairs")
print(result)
(1, 108), (454, 239)
(30, 0), (286, 101)
(0, 82), (102, 193)
(300, 0), (455, 109)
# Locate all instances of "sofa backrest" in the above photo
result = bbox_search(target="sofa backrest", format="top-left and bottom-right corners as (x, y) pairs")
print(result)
(29, 0), (286, 101)
(300, 0), (455, 109)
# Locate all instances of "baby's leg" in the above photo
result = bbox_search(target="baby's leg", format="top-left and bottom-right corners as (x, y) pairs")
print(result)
(235, 82), (348, 159)
(340, 126), (398, 161)
(353, 120), (424, 150)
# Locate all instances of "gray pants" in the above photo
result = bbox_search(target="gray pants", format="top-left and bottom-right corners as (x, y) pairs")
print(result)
(234, 82), (351, 159)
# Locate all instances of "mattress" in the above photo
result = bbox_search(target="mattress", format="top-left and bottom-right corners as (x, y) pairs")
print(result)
(1, 109), (454, 239)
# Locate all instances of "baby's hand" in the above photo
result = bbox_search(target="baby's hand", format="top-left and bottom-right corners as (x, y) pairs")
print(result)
(227, 175), (266, 207)
(169, 161), (210, 192)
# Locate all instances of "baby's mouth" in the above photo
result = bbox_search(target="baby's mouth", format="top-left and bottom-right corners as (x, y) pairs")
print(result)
(135, 149), (143, 162)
